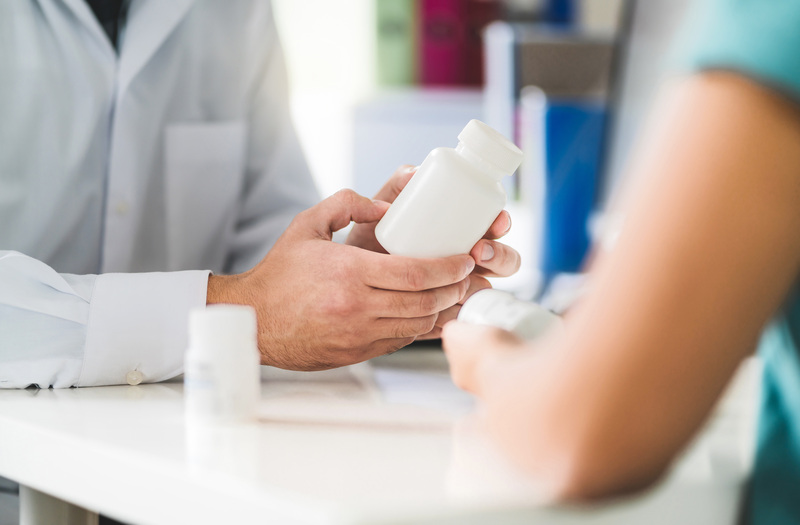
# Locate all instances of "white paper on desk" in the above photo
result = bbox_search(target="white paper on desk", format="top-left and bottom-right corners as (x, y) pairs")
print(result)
(371, 368), (474, 414)
(257, 365), (474, 431)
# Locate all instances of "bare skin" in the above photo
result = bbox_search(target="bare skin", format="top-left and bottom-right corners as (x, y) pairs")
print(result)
(443, 73), (800, 500)
(207, 167), (521, 371)
(347, 165), (522, 339)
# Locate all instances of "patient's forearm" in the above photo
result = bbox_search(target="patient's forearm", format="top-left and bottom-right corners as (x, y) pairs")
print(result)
(478, 73), (800, 499)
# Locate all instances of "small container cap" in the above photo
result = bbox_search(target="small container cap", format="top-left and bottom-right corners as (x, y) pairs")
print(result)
(458, 120), (524, 179)
(189, 305), (257, 359)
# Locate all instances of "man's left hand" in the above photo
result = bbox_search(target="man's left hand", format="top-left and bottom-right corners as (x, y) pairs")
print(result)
(347, 165), (522, 339)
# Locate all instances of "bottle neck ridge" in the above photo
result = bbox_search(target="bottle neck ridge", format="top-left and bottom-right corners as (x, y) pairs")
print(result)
(455, 142), (508, 182)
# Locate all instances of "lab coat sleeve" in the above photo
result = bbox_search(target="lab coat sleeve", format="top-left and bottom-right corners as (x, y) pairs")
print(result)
(224, 4), (321, 275)
(0, 251), (208, 389)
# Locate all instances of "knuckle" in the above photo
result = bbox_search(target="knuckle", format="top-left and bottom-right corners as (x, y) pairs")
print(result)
(451, 259), (465, 282)
(391, 322), (410, 340)
(334, 188), (359, 208)
(396, 315), (436, 338)
(334, 188), (356, 199)
(389, 290), (408, 314)
(320, 289), (359, 318)
(292, 208), (312, 228)
(420, 314), (438, 334)
(404, 264), (428, 291)
(417, 291), (439, 315)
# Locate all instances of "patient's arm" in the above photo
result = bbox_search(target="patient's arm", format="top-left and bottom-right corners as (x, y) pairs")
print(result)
(443, 72), (800, 500)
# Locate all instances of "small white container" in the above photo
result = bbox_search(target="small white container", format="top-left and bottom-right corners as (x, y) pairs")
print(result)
(458, 289), (563, 340)
(376, 120), (524, 258)
(184, 305), (261, 425)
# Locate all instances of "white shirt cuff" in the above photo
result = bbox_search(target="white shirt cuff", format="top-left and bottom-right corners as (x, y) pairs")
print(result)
(78, 270), (210, 387)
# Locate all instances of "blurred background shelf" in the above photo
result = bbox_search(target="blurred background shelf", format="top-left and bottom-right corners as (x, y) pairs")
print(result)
(272, 0), (627, 299)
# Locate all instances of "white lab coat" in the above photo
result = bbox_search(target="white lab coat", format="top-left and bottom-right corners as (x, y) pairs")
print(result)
(0, 0), (319, 388)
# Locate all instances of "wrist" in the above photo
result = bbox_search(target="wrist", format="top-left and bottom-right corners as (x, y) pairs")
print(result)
(207, 273), (247, 306)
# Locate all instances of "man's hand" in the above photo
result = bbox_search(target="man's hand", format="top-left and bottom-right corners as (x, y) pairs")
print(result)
(207, 189), (474, 371)
(347, 165), (522, 338)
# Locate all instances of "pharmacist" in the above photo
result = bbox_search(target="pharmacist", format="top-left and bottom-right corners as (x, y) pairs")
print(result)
(0, 0), (520, 388)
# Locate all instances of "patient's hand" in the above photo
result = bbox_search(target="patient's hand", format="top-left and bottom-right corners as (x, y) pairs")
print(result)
(347, 165), (522, 339)
(442, 322), (529, 395)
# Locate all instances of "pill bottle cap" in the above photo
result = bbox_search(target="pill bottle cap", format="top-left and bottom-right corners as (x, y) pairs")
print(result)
(189, 305), (257, 360)
(457, 120), (524, 181)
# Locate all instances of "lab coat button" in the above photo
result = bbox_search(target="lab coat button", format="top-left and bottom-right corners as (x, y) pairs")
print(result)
(126, 370), (143, 386)
(115, 201), (130, 215)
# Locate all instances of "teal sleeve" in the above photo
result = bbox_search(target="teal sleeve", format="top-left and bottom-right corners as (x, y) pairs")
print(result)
(675, 0), (800, 104)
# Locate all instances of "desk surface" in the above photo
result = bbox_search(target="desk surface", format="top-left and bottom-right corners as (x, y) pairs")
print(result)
(0, 348), (760, 525)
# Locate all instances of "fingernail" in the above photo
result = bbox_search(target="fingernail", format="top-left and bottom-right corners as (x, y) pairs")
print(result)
(481, 244), (494, 262)
(505, 214), (512, 234)
(465, 258), (475, 274)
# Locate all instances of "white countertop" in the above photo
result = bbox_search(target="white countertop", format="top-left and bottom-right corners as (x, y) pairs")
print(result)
(0, 348), (760, 525)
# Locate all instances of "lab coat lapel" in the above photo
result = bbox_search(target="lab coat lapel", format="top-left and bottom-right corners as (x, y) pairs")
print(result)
(52, 0), (117, 61)
(117, 0), (197, 99)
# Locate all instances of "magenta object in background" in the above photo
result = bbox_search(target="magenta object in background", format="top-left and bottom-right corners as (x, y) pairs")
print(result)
(419, 0), (500, 86)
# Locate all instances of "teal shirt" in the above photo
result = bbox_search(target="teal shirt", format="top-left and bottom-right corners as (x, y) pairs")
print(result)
(677, 1), (800, 523)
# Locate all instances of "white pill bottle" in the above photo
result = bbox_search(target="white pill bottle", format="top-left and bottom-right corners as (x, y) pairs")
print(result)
(184, 305), (261, 425)
(458, 289), (563, 341)
(376, 120), (524, 258)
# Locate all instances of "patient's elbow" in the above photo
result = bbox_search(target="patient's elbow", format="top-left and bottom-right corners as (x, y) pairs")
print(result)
(536, 436), (671, 502)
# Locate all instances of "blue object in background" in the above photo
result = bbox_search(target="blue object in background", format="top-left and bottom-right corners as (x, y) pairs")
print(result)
(544, 0), (576, 25)
(541, 101), (606, 281)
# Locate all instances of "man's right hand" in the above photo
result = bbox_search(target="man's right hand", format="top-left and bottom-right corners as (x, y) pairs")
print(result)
(207, 189), (474, 371)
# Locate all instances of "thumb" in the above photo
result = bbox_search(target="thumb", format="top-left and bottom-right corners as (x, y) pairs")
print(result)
(301, 189), (391, 240)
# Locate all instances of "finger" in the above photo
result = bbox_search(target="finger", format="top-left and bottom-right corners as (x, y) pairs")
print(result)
(443, 321), (524, 350)
(376, 314), (439, 340)
(461, 274), (492, 304)
(372, 165), (418, 203)
(470, 240), (521, 278)
(442, 322), (524, 393)
(299, 189), (391, 240)
(417, 326), (443, 340)
(371, 278), (469, 317)
(435, 304), (461, 327)
(483, 210), (512, 240)
(434, 275), (492, 328)
(442, 322), (494, 393)
(359, 251), (475, 291)
(364, 337), (418, 359)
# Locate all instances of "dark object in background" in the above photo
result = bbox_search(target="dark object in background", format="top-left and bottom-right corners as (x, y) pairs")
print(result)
(84, 0), (129, 51)
(515, 27), (615, 99)
(502, 0), (576, 24)
(483, 21), (618, 283)
(419, 0), (502, 86)
(376, 0), (580, 88)
(99, 516), (129, 525)
(544, 0), (576, 25)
